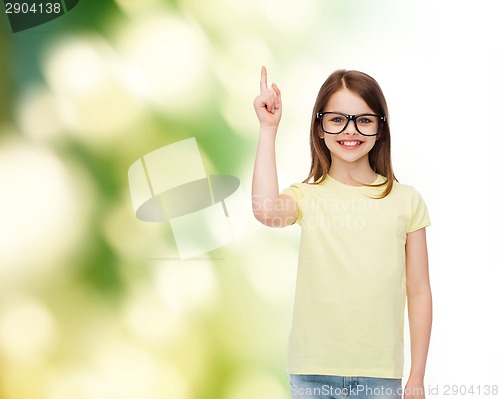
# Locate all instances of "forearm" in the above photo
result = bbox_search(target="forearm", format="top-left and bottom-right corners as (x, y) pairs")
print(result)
(407, 289), (433, 379)
(252, 126), (280, 219)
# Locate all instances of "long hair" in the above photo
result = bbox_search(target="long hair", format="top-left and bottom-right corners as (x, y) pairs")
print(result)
(304, 69), (396, 198)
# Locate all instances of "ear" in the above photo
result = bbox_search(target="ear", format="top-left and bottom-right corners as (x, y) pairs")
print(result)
(318, 126), (324, 139)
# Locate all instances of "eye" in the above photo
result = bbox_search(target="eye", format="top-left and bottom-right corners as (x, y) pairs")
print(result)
(358, 115), (375, 124)
(325, 114), (346, 124)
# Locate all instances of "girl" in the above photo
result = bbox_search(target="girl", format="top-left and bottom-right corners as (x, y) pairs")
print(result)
(252, 67), (432, 399)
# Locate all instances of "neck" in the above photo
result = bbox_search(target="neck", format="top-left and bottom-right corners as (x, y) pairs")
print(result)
(328, 157), (377, 186)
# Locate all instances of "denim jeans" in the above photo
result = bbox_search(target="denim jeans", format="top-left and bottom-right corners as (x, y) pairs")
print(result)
(289, 374), (403, 399)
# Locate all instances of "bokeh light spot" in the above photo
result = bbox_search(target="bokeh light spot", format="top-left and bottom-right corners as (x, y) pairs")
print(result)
(16, 85), (63, 140)
(0, 139), (91, 286)
(114, 12), (209, 112)
(41, 34), (145, 140)
(154, 260), (218, 316)
(0, 297), (57, 362)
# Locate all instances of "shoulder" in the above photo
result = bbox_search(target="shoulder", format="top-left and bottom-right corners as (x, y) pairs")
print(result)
(390, 180), (424, 198)
(389, 180), (430, 216)
(384, 180), (430, 214)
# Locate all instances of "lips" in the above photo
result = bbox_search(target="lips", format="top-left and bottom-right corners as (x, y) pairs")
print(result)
(337, 140), (364, 148)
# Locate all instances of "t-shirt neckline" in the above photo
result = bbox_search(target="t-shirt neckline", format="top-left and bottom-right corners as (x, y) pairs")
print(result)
(325, 173), (385, 189)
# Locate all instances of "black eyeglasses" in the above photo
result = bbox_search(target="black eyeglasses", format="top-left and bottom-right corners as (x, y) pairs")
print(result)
(317, 112), (386, 136)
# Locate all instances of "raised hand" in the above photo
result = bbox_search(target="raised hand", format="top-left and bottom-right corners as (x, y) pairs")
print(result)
(253, 66), (282, 128)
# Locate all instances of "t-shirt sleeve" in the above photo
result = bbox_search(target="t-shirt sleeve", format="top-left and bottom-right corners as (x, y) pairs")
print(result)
(280, 183), (305, 225)
(407, 188), (431, 233)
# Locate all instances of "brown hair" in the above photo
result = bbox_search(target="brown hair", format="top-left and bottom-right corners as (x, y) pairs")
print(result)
(303, 69), (396, 198)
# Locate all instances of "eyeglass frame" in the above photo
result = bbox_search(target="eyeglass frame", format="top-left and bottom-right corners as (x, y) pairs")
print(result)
(316, 111), (386, 137)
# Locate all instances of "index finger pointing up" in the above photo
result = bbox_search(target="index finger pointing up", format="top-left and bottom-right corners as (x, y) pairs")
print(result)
(260, 66), (268, 93)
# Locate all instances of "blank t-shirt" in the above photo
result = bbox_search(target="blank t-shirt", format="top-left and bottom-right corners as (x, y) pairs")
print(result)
(281, 173), (431, 378)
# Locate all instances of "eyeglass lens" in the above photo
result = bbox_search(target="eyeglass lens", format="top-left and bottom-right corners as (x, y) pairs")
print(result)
(321, 113), (380, 135)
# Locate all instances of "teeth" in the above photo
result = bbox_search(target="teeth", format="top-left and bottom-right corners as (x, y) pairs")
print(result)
(339, 141), (361, 147)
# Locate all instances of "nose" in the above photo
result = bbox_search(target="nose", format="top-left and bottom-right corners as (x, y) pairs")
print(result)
(344, 119), (358, 135)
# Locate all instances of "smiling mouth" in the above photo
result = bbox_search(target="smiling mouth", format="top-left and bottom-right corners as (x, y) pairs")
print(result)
(337, 140), (363, 147)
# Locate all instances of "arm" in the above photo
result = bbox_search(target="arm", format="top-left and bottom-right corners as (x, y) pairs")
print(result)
(252, 66), (298, 227)
(404, 227), (432, 399)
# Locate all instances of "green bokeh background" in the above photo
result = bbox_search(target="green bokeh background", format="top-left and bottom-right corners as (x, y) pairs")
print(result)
(1, 1), (498, 398)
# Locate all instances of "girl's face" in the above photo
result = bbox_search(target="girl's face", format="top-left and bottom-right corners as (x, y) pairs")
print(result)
(319, 88), (379, 166)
